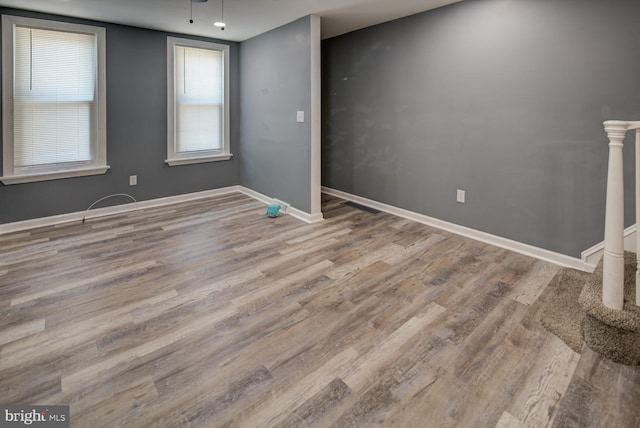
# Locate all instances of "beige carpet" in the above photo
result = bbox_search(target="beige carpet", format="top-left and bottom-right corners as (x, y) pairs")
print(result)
(540, 253), (640, 365)
(579, 252), (640, 365)
(579, 252), (640, 330)
(540, 267), (589, 353)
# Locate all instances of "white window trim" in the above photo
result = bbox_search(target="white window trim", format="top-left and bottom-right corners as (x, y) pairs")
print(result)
(166, 36), (232, 167)
(0, 15), (109, 185)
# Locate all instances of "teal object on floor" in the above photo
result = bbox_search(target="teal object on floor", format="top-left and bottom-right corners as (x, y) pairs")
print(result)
(266, 204), (281, 217)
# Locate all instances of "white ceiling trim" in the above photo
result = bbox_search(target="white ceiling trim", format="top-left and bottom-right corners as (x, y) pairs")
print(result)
(0, 0), (462, 42)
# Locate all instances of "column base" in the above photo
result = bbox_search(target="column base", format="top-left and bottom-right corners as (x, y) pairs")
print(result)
(579, 252), (640, 365)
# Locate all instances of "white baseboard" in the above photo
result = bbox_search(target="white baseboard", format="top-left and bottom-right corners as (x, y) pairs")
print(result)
(237, 186), (272, 205)
(4, 183), (609, 272)
(322, 186), (595, 272)
(0, 186), (242, 235)
(580, 224), (636, 269)
(0, 185), (324, 236)
(0, 185), (328, 235)
(237, 186), (323, 224)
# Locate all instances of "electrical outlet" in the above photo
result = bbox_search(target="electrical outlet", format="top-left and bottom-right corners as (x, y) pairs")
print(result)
(456, 189), (465, 203)
(296, 111), (305, 123)
(129, 175), (137, 186)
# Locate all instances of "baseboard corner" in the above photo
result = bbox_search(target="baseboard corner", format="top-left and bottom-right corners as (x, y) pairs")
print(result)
(580, 224), (636, 273)
(238, 186), (322, 224)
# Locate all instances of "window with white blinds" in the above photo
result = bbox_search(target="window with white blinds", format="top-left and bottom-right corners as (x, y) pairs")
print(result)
(1, 15), (107, 185)
(166, 37), (231, 166)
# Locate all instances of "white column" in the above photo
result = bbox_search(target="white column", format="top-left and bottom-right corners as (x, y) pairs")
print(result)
(603, 120), (627, 310)
(309, 14), (323, 222)
(637, 128), (640, 306)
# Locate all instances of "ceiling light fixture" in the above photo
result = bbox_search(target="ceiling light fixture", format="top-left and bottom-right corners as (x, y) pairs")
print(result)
(214, 0), (226, 30)
(189, 0), (207, 24)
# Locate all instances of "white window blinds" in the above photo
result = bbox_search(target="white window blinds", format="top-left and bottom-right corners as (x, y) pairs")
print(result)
(174, 45), (223, 154)
(13, 26), (97, 168)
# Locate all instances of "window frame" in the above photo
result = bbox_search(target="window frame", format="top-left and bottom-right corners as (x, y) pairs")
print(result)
(166, 36), (232, 166)
(1, 14), (108, 185)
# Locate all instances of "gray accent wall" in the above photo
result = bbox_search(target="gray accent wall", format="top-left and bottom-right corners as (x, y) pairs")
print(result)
(240, 16), (312, 213)
(322, 0), (640, 257)
(0, 8), (240, 224)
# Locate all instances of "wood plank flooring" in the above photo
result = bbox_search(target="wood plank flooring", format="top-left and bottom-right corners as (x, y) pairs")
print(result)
(0, 192), (639, 427)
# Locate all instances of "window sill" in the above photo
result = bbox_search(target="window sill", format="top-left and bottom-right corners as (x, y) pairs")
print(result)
(165, 154), (233, 166)
(0, 165), (110, 185)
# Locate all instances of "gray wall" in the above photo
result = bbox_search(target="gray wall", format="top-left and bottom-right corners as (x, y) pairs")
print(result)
(240, 16), (312, 213)
(322, 0), (640, 257)
(0, 8), (240, 224)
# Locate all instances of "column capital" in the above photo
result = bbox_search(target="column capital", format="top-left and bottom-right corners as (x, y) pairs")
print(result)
(604, 120), (629, 142)
(604, 120), (629, 147)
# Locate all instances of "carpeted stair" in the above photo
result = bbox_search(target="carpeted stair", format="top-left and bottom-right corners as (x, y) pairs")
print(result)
(579, 252), (640, 365)
(540, 252), (640, 365)
(540, 268), (589, 353)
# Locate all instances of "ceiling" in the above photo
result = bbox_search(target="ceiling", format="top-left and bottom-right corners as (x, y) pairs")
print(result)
(0, 0), (463, 42)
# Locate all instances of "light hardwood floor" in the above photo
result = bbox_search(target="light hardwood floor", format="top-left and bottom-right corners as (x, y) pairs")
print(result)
(0, 193), (639, 427)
